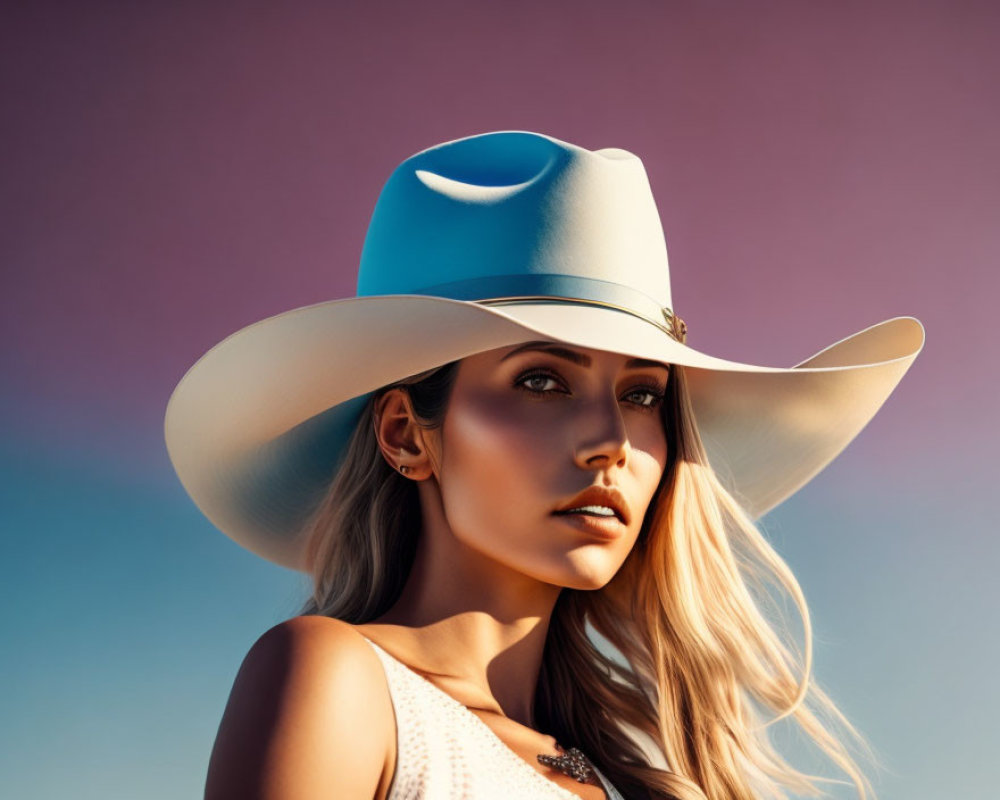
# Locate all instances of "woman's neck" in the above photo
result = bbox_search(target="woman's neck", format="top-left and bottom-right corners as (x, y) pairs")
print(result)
(366, 498), (564, 727)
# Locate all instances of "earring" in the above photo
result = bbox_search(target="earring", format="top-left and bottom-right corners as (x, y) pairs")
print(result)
(398, 464), (411, 475)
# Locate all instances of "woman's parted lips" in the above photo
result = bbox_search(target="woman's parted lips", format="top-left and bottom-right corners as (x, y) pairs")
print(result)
(552, 485), (630, 525)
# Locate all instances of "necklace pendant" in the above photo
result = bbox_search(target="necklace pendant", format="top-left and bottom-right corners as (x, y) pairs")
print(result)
(537, 746), (594, 783)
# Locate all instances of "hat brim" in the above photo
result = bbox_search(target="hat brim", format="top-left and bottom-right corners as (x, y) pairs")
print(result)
(164, 295), (924, 569)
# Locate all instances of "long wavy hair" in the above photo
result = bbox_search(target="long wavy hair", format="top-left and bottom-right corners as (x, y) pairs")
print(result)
(300, 359), (880, 800)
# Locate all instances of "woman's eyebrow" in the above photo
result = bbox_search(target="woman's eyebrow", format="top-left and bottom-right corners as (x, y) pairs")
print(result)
(625, 357), (671, 371)
(500, 342), (669, 371)
(501, 342), (589, 365)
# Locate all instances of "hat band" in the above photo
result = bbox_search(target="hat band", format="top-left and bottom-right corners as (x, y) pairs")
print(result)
(412, 273), (687, 343)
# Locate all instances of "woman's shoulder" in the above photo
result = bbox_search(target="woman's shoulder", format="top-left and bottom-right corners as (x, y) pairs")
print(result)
(238, 615), (391, 712)
(205, 615), (394, 799)
(251, 614), (384, 669)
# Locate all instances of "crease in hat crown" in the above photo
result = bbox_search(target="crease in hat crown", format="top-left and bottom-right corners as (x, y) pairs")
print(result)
(356, 131), (676, 322)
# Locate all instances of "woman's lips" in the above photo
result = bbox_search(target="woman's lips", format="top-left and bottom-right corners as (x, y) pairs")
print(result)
(552, 486), (629, 525)
(551, 509), (625, 540)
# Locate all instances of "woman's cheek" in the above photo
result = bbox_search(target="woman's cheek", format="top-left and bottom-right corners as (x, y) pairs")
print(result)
(439, 402), (528, 527)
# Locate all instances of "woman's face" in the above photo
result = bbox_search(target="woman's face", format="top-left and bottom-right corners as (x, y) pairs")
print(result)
(425, 340), (670, 591)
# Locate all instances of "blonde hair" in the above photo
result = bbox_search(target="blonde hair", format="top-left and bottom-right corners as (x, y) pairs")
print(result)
(301, 362), (881, 800)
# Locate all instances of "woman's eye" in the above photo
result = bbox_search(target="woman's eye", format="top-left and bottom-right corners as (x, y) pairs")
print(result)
(515, 372), (564, 394)
(624, 387), (665, 409)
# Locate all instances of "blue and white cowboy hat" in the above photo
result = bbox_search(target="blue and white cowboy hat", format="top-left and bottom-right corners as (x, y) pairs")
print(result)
(164, 130), (924, 570)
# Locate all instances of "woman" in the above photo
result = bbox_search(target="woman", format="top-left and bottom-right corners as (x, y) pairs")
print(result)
(165, 131), (925, 799)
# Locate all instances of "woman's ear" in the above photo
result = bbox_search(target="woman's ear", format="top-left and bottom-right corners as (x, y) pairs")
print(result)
(372, 388), (437, 480)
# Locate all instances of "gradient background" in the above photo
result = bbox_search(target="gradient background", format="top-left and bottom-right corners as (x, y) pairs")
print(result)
(2, 2), (996, 798)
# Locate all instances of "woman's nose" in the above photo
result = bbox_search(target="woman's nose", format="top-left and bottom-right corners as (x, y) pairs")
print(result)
(573, 396), (630, 469)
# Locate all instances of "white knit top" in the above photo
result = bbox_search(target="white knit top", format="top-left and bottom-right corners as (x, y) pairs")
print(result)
(361, 636), (627, 800)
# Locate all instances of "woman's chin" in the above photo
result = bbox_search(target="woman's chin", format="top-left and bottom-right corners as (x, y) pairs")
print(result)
(543, 558), (625, 591)
(560, 574), (614, 591)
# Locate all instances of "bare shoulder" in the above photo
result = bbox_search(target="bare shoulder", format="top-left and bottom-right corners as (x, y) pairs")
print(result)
(205, 615), (394, 800)
(245, 615), (387, 682)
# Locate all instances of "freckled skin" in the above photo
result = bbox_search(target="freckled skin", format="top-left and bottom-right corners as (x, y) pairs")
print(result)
(425, 344), (669, 591)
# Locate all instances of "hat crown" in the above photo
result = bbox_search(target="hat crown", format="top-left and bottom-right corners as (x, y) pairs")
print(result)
(357, 131), (673, 310)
